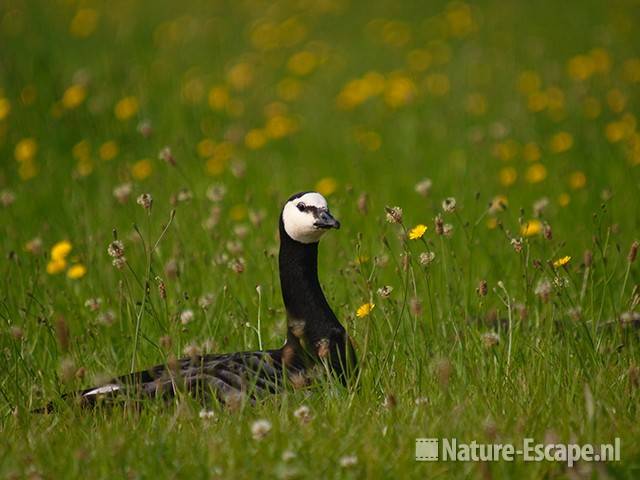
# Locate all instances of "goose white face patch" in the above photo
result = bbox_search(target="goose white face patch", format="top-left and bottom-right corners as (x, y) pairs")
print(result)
(282, 192), (333, 244)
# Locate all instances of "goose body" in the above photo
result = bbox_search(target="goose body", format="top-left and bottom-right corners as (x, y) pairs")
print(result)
(48, 192), (356, 410)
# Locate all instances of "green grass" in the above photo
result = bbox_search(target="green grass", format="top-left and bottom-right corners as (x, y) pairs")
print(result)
(1, 0), (640, 477)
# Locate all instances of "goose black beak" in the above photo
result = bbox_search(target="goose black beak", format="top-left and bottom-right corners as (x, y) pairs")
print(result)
(314, 210), (340, 230)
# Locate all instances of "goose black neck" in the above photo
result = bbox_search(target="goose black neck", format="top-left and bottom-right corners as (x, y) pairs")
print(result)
(278, 219), (342, 336)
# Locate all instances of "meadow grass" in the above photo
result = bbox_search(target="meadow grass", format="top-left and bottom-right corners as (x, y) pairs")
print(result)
(1, 0), (640, 478)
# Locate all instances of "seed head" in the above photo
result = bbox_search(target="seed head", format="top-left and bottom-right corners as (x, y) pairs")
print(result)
(543, 223), (552, 240)
(180, 309), (194, 325)
(414, 178), (432, 197)
(339, 455), (358, 468)
(434, 214), (444, 235)
(206, 184), (227, 202)
(511, 237), (523, 253)
(535, 279), (552, 302)
(112, 257), (126, 270)
(0, 190), (16, 207)
(107, 240), (125, 258)
(112, 182), (133, 204)
(136, 193), (153, 210)
(357, 192), (369, 214)
(384, 206), (403, 224)
(377, 285), (393, 298)
(419, 251), (436, 266)
(481, 332), (500, 348)
(477, 280), (488, 297)
(251, 419), (272, 440)
(293, 405), (312, 424)
(442, 197), (457, 213)
(158, 146), (176, 166)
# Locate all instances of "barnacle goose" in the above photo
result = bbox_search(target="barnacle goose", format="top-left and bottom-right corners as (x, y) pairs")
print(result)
(43, 191), (357, 410)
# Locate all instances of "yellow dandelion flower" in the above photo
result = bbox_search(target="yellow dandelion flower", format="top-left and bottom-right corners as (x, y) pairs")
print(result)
(408, 224), (428, 240)
(356, 302), (375, 318)
(525, 163), (547, 183)
(99, 141), (118, 161)
(354, 255), (369, 265)
(69, 8), (99, 38)
(227, 62), (254, 91)
(522, 142), (541, 162)
(67, 264), (87, 279)
(315, 177), (338, 196)
(15, 138), (37, 162)
(606, 89), (626, 113)
(486, 217), (498, 229)
(131, 159), (152, 180)
(206, 157), (226, 176)
(230, 204), (247, 221)
(114, 96), (139, 121)
(62, 84), (86, 109)
(51, 240), (72, 261)
(517, 70), (541, 94)
(466, 93), (487, 116)
(72, 140), (90, 160)
(244, 129), (268, 150)
(46, 258), (67, 275)
(553, 256), (571, 268)
(18, 161), (38, 180)
(558, 193), (571, 207)
(499, 167), (517, 187)
(521, 220), (542, 237)
(569, 171), (586, 190)
(197, 139), (216, 158)
(265, 115), (297, 139)
(287, 51), (317, 76)
(0, 97), (11, 120)
(208, 85), (230, 111)
(385, 75), (417, 107)
(549, 131), (573, 153)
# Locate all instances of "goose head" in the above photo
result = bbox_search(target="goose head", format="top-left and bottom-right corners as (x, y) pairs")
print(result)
(281, 191), (340, 244)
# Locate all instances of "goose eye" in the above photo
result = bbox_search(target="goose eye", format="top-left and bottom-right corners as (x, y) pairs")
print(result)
(296, 203), (305, 212)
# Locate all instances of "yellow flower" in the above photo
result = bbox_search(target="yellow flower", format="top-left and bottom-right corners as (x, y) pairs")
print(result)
(385, 75), (417, 107)
(15, 138), (37, 162)
(67, 264), (87, 279)
(114, 96), (139, 120)
(131, 159), (152, 180)
(525, 163), (547, 183)
(521, 220), (542, 237)
(287, 51), (317, 76)
(569, 171), (586, 190)
(46, 258), (67, 275)
(230, 204), (247, 221)
(356, 303), (375, 318)
(558, 193), (571, 207)
(208, 85), (230, 111)
(499, 167), (517, 187)
(315, 177), (338, 196)
(69, 8), (99, 38)
(424, 73), (450, 97)
(245, 129), (268, 150)
(549, 131), (573, 153)
(99, 141), (118, 161)
(197, 139), (216, 157)
(553, 256), (571, 268)
(62, 84), (86, 109)
(408, 224), (428, 240)
(51, 240), (72, 261)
